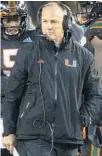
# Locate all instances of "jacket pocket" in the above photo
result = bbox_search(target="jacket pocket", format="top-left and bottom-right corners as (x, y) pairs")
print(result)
(19, 92), (36, 120)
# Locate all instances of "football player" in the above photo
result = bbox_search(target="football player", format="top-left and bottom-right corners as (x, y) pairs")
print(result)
(1, 1), (35, 76)
(0, 1), (35, 156)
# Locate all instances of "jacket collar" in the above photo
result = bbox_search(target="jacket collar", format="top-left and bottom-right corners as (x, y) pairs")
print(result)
(39, 36), (71, 52)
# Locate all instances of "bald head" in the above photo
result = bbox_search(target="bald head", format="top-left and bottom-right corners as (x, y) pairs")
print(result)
(42, 2), (67, 17)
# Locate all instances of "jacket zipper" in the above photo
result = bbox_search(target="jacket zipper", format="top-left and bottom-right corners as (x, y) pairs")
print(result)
(20, 102), (30, 118)
(54, 51), (58, 109)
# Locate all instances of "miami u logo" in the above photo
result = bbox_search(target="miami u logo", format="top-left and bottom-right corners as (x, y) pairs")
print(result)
(65, 59), (77, 67)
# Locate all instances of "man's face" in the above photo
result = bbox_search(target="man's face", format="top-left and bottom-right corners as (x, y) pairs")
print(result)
(41, 4), (64, 43)
(91, 36), (102, 50)
(91, 36), (102, 79)
(2, 16), (21, 35)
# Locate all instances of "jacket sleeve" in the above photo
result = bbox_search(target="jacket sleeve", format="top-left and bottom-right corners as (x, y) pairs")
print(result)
(3, 48), (28, 136)
(1, 75), (8, 117)
(80, 56), (102, 127)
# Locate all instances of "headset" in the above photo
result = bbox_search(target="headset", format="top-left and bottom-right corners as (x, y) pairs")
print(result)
(36, 2), (72, 32)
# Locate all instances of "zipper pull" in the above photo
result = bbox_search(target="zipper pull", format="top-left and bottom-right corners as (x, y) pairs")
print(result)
(55, 52), (58, 57)
(20, 111), (25, 118)
(89, 116), (92, 124)
(20, 102), (30, 119)
(26, 102), (30, 109)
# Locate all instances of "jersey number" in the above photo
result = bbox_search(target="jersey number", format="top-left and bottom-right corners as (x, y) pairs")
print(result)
(2, 49), (18, 69)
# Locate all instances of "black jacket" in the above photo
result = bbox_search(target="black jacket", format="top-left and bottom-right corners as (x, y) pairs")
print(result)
(1, 71), (8, 117)
(3, 38), (102, 145)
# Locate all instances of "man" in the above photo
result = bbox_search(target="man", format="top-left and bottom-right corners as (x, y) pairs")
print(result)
(0, 1), (35, 156)
(1, 70), (11, 156)
(2, 2), (102, 156)
(1, 1), (35, 76)
(79, 18), (102, 156)
(1, 70), (8, 117)
(86, 19), (102, 156)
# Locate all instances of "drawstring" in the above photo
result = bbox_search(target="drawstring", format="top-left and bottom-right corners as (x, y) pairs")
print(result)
(33, 120), (54, 154)
(46, 121), (54, 153)
(33, 40), (55, 153)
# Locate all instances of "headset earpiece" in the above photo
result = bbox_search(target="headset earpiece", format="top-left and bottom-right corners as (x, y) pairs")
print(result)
(62, 4), (72, 31)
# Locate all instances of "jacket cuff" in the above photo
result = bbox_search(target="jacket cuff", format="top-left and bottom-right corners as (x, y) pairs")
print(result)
(80, 114), (92, 127)
(2, 129), (16, 137)
(3, 121), (16, 137)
